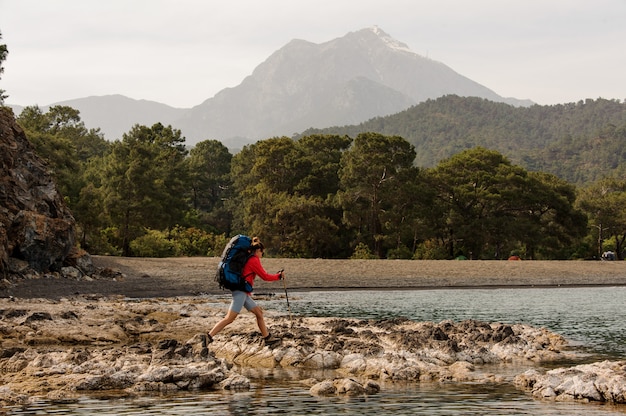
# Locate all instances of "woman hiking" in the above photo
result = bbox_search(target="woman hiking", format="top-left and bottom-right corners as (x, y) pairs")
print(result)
(207, 237), (283, 346)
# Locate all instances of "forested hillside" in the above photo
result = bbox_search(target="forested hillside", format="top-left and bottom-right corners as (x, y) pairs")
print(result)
(299, 96), (626, 185)
(11, 102), (626, 261)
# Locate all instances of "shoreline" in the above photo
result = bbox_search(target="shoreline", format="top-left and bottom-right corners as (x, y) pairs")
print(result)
(2, 257), (626, 407)
(2, 255), (626, 299)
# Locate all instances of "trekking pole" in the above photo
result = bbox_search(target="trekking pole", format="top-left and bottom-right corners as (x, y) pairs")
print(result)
(280, 269), (293, 327)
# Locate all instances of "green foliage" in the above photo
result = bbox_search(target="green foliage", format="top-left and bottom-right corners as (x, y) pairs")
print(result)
(168, 226), (217, 256)
(231, 135), (350, 258)
(127, 227), (227, 258)
(293, 134), (352, 196)
(17, 106), (109, 201)
(300, 95), (626, 185)
(413, 239), (449, 260)
(339, 132), (417, 257)
(99, 123), (188, 255)
(187, 140), (232, 225)
(130, 229), (177, 258)
(577, 177), (626, 259)
(93, 227), (123, 256)
(18, 100), (622, 260)
(386, 245), (413, 259)
(350, 242), (377, 259)
(426, 147), (587, 259)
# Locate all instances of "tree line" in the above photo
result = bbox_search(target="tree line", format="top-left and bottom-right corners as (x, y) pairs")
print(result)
(300, 95), (626, 186)
(14, 105), (626, 260)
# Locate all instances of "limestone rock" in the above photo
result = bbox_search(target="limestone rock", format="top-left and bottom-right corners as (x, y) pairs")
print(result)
(310, 379), (336, 395)
(310, 378), (380, 396)
(515, 360), (626, 403)
(0, 295), (590, 409)
(219, 374), (251, 390)
(209, 317), (570, 383)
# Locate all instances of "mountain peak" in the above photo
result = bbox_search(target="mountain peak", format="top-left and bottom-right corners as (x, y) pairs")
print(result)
(361, 26), (413, 53)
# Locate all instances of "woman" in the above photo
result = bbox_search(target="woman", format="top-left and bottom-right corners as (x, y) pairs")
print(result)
(207, 237), (283, 346)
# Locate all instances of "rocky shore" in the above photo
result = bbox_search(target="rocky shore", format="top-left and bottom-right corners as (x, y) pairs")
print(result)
(515, 360), (626, 403)
(0, 294), (569, 408)
(1, 256), (626, 410)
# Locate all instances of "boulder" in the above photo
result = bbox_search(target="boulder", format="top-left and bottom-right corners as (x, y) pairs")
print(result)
(310, 378), (380, 396)
(0, 107), (77, 274)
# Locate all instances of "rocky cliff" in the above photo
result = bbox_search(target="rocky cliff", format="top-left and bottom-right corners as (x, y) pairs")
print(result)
(0, 107), (81, 279)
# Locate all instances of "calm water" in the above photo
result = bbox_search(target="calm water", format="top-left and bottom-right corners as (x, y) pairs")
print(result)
(8, 287), (626, 415)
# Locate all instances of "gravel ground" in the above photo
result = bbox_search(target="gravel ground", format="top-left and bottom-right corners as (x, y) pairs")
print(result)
(3, 256), (626, 299)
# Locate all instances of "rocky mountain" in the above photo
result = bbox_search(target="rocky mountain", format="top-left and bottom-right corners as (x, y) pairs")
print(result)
(178, 26), (531, 145)
(11, 27), (532, 147)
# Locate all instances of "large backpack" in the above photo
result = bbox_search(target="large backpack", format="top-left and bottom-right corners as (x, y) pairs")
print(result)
(215, 235), (254, 292)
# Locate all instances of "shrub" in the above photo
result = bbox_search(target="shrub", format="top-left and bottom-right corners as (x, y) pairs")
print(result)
(413, 239), (448, 259)
(130, 229), (177, 257)
(387, 244), (413, 259)
(169, 226), (214, 256)
(350, 242), (377, 259)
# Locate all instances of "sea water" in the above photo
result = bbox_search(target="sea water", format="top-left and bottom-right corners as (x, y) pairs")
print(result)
(7, 287), (626, 415)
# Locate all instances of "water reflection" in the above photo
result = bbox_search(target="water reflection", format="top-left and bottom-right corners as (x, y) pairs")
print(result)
(12, 383), (626, 415)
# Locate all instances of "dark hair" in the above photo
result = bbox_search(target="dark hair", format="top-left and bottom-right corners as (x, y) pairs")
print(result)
(250, 236), (264, 251)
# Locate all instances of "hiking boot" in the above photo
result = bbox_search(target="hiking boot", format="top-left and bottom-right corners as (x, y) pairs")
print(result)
(263, 334), (281, 347)
(199, 334), (213, 358)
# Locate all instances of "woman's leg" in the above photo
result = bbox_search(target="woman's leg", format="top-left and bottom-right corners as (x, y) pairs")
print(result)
(248, 301), (279, 345)
(208, 309), (239, 337)
(242, 295), (270, 337)
(209, 291), (246, 337)
(249, 306), (269, 338)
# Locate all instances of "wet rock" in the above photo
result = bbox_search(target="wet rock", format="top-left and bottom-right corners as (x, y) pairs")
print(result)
(219, 374), (251, 390)
(46, 389), (80, 404)
(310, 379), (336, 395)
(60, 310), (79, 320)
(0, 388), (32, 408)
(301, 351), (343, 369)
(310, 378), (380, 396)
(0, 296), (577, 408)
(207, 317), (570, 383)
(515, 360), (626, 403)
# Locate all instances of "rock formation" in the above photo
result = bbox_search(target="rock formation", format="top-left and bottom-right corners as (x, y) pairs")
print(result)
(0, 107), (94, 282)
(0, 295), (577, 408)
(515, 360), (626, 403)
(210, 316), (569, 383)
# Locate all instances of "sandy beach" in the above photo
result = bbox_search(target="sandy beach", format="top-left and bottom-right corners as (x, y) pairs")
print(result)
(3, 256), (626, 299)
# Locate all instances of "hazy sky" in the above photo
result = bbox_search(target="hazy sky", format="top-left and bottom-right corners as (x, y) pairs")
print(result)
(1, 0), (625, 108)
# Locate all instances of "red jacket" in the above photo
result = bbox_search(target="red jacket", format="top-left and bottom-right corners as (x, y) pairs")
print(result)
(242, 255), (280, 292)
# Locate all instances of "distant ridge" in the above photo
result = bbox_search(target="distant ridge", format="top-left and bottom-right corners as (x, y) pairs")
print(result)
(299, 95), (626, 185)
(176, 26), (532, 144)
(48, 95), (186, 140)
(9, 27), (533, 147)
